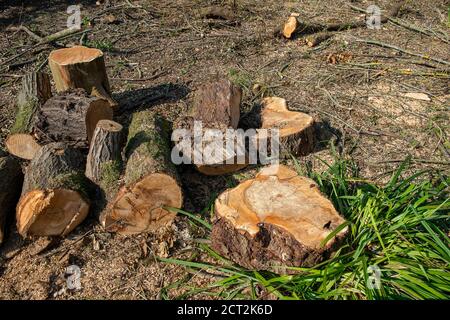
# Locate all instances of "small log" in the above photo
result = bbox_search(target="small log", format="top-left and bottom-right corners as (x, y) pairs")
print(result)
(16, 143), (91, 237)
(86, 119), (123, 184)
(102, 110), (183, 234)
(5, 72), (52, 159)
(252, 97), (315, 158)
(282, 16), (298, 38)
(305, 32), (332, 47)
(49, 45), (118, 108)
(0, 156), (23, 245)
(211, 165), (348, 271)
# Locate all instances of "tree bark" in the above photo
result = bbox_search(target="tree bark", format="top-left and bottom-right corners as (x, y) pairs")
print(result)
(49, 45), (118, 108)
(0, 156), (23, 245)
(86, 119), (123, 185)
(5, 72), (52, 160)
(102, 110), (183, 235)
(16, 143), (91, 237)
(211, 165), (348, 272)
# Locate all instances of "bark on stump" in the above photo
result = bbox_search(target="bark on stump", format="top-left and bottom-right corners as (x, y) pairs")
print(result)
(174, 79), (247, 175)
(251, 97), (315, 158)
(16, 143), (91, 237)
(49, 45), (118, 108)
(211, 164), (348, 272)
(5, 72), (52, 159)
(102, 110), (183, 234)
(0, 156), (23, 245)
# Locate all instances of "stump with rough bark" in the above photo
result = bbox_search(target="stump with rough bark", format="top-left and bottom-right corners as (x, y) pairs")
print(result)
(5, 72), (52, 159)
(102, 110), (183, 234)
(49, 45), (118, 108)
(174, 79), (247, 175)
(16, 143), (91, 237)
(211, 164), (348, 271)
(250, 97), (315, 158)
(0, 156), (23, 245)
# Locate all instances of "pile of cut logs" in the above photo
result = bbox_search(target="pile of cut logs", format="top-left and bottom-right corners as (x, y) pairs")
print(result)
(0, 45), (347, 271)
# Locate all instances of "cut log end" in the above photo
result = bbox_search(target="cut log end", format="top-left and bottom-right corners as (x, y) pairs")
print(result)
(105, 173), (183, 234)
(256, 97), (315, 156)
(196, 162), (248, 176)
(17, 189), (89, 237)
(5, 133), (42, 160)
(49, 45), (104, 65)
(211, 165), (347, 271)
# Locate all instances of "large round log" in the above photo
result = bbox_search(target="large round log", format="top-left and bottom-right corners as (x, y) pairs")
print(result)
(16, 143), (91, 237)
(211, 164), (348, 272)
(0, 156), (23, 245)
(102, 110), (183, 234)
(49, 45), (118, 108)
(5, 72), (52, 160)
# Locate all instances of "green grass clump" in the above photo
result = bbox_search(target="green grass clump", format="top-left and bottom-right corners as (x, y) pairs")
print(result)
(161, 156), (449, 300)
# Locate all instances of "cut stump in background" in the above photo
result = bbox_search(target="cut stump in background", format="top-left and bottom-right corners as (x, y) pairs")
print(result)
(49, 45), (118, 108)
(211, 164), (348, 271)
(5, 72), (52, 159)
(0, 156), (23, 245)
(102, 110), (182, 234)
(16, 143), (91, 237)
(252, 97), (315, 158)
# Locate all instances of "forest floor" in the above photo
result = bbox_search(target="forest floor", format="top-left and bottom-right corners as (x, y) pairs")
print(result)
(0, 0), (448, 299)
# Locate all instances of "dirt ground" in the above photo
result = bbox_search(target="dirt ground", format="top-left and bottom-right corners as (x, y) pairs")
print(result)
(0, 0), (448, 299)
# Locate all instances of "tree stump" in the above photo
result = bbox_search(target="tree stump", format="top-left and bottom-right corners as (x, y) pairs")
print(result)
(251, 97), (315, 158)
(174, 79), (247, 175)
(102, 111), (183, 234)
(5, 72), (52, 160)
(0, 156), (23, 245)
(49, 45), (118, 108)
(16, 143), (91, 237)
(211, 164), (348, 271)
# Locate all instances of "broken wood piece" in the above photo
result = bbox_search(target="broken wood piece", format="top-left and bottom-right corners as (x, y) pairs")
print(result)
(16, 143), (91, 237)
(102, 110), (183, 234)
(211, 164), (348, 271)
(85, 119), (123, 186)
(253, 97), (315, 158)
(0, 156), (23, 245)
(49, 45), (118, 108)
(305, 32), (332, 47)
(282, 16), (298, 39)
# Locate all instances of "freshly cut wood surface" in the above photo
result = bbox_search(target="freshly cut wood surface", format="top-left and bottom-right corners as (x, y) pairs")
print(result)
(282, 16), (298, 38)
(102, 110), (182, 234)
(254, 97), (315, 157)
(49, 45), (118, 108)
(211, 164), (347, 271)
(0, 156), (23, 245)
(16, 143), (91, 237)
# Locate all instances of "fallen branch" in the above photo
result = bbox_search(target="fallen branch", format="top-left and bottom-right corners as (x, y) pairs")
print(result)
(354, 38), (450, 67)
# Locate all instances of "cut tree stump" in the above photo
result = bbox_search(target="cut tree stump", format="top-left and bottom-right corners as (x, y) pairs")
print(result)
(252, 97), (315, 158)
(0, 156), (23, 245)
(174, 79), (247, 175)
(86, 119), (123, 185)
(211, 164), (348, 271)
(5, 72), (52, 159)
(16, 143), (91, 237)
(102, 110), (183, 234)
(49, 45), (118, 108)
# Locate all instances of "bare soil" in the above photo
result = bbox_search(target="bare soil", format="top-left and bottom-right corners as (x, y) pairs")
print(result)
(0, 0), (448, 299)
